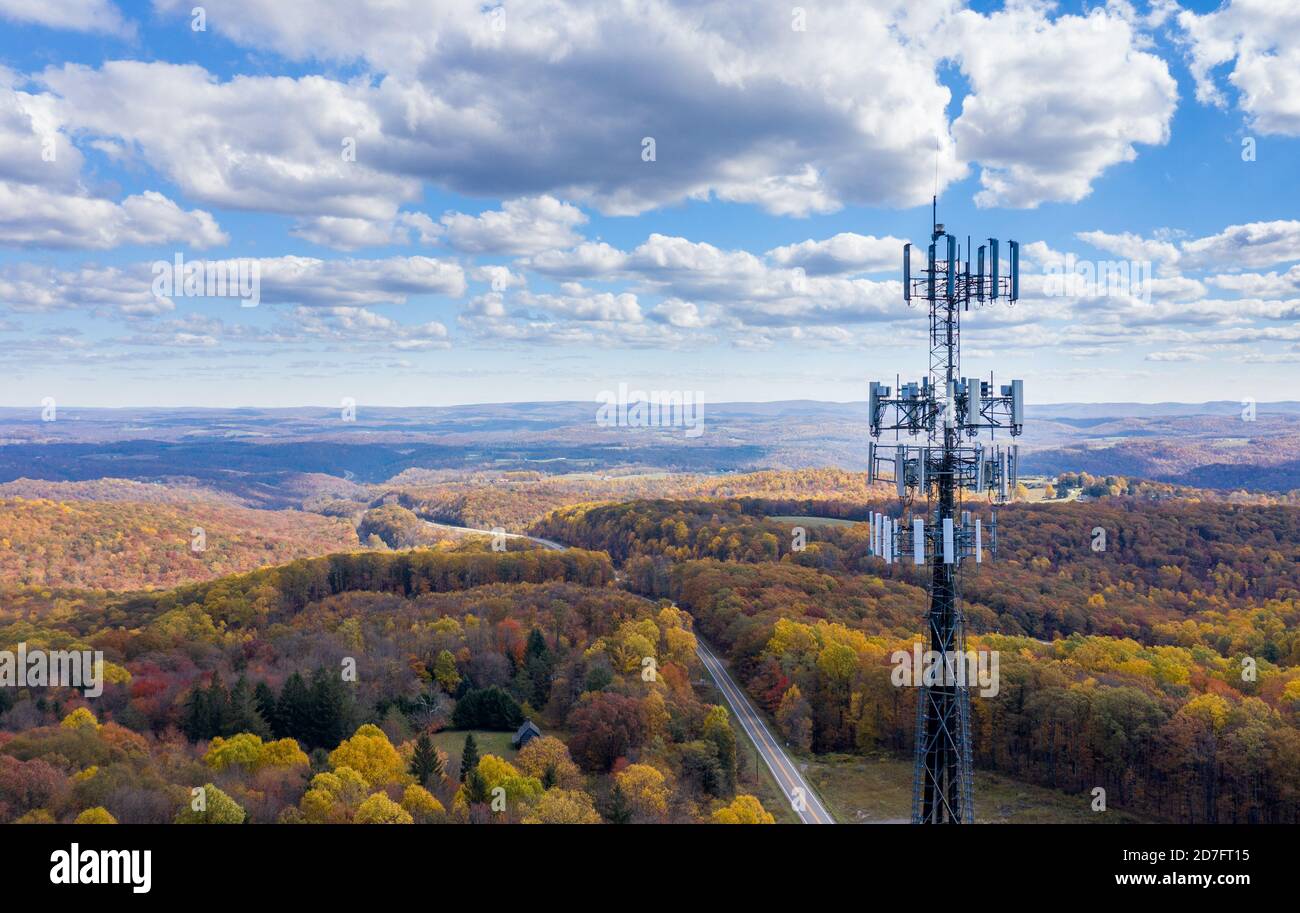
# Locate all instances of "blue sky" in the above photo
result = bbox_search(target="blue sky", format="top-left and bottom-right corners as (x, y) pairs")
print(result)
(0, 0), (1297, 408)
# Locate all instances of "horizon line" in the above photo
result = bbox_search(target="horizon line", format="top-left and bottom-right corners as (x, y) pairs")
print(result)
(0, 398), (1297, 411)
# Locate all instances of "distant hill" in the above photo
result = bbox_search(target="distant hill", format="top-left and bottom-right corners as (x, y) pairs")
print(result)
(0, 497), (359, 590)
(1027, 401), (1300, 419)
(0, 401), (1297, 494)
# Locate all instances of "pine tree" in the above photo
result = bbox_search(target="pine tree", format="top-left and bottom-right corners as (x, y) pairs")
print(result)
(180, 681), (211, 742)
(525, 627), (549, 661)
(206, 673), (233, 739)
(228, 676), (271, 738)
(410, 733), (442, 786)
(308, 666), (353, 750)
(276, 672), (313, 746)
(524, 628), (555, 708)
(254, 681), (279, 736)
(459, 732), (479, 782)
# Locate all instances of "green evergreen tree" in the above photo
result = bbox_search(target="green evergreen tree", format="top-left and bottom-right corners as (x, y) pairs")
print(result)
(525, 627), (549, 661)
(410, 733), (442, 786)
(459, 732), (480, 782)
(253, 681), (279, 734)
(308, 666), (353, 749)
(205, 674), (233, 739)
(276, 671), (313, 745)
(524, 628), (555, 708)
(228, 676), (271, 738)
(451, 686), (524, 730)
(180, 681), (211, 742)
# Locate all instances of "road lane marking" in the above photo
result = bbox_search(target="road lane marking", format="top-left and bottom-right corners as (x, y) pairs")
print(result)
(697, 641), (834, 824)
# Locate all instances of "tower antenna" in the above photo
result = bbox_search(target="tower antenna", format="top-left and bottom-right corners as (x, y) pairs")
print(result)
(933, 140), (940, 210)
(867, 209), (1025, 824)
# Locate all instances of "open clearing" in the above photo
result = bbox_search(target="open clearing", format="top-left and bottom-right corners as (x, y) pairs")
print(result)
(804, 753), (1147, 824)
(767, 515), (859, 528)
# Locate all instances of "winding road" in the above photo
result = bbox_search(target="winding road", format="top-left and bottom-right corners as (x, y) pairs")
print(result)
(422, 520), (566, 551)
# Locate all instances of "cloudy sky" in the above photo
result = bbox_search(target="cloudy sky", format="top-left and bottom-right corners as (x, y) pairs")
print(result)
(0, 0), (1297, 408)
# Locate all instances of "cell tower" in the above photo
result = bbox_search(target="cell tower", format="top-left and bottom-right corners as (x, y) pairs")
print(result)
(865, 200), (1025, 824)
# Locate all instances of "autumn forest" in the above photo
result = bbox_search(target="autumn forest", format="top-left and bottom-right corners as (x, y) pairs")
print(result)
(1, 464), (1298, 825)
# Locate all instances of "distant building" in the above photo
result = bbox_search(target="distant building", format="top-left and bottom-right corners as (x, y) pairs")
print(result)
(512, 720), (542, 749)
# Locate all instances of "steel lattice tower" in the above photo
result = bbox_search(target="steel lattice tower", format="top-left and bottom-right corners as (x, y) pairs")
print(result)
(866, 200), (1025, 824)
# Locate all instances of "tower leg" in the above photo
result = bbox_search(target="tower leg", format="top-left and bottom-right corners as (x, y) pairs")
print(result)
(913, 450), (973, 824)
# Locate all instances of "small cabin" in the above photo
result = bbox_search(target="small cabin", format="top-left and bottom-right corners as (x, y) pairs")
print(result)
(512, 720), (542, 749)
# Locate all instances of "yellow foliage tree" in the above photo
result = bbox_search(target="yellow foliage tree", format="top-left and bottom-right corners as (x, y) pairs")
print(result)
(710, 794), (775, 824)
(474, 754), (543, 806)
(204, 733), (262, 771)
(60, 707), (99, 730)
(608, 619), (659, 675)
(175, 783), (246, 824)
(355, 793), (413, 824)
(205, 733), (310, 772)
(615, 763), (670, 822)
(260, 737), (312, 770)
(15, 809), (55, 824)
(298, 767), (371, 823)
(662, 626), (697, 667)
(400, 784), (446, 823)
(515, 736), (581, 789)
(1180, 692), (1231, 731)
(329, 724), (408, 787)
(522, 788), (601, 824)
(641, 690), (670, 742)
(74, 807), (117, 824)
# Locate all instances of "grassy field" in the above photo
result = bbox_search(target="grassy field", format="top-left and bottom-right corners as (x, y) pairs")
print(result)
(431, 728), (576, 770)
(802, 752), (1147, 824)
(430, 729), (519, 773)
(767, 515), (859, 528)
